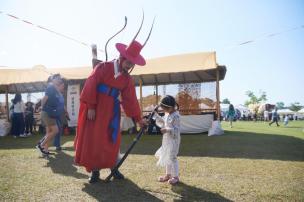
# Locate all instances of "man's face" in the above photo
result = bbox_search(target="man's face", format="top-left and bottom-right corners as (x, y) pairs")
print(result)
(53, 78), (64, 92)
(121, 59), (135, 74)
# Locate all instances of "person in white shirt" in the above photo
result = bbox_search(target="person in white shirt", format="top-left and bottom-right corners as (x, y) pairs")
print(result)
(264, 110), (269, 122)
(284, 115), (289, 126)
(11, 93), (26, 138)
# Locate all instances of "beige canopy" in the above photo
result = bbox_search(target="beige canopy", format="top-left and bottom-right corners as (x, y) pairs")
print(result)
(0, 52), (226, 94)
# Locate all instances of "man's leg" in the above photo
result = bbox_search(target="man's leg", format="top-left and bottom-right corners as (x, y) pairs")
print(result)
(53, 119), (62, 150)
(111, 150), (125, 180)
(89, 170), (100, 183)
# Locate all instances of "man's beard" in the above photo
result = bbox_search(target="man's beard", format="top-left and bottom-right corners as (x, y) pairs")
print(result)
(122, 67), (129, 75)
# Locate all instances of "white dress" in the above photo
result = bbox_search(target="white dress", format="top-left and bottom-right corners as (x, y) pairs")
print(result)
(154, 111), (181, 167)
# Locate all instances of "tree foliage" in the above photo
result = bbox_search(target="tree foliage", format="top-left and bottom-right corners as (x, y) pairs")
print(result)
(276, 102), (285, 109)
(244, 90), (267, 106)
(289, 102), (302, 112)
(222, 98), (230, 104)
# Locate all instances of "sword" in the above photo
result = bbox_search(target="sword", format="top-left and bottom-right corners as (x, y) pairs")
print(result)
(105, 105), (159, 182)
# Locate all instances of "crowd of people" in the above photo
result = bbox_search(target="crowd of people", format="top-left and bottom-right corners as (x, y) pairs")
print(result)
(8, 74), (70, 153)
(222, 103), (298, 128)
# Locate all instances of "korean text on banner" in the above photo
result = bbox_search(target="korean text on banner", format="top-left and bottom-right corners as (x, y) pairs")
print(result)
(67, 84), (80, 127)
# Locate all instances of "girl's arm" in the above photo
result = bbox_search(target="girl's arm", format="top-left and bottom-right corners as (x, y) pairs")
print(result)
(165, 114), (180, 138)
(153, 112), (165, 128)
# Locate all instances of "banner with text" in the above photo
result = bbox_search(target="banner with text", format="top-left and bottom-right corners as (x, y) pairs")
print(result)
(67, 84), (80, 127)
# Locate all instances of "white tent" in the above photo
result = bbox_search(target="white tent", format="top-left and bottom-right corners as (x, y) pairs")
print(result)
(235, 104), (250, 117)
(0, 52), (227, 133)
(220, 104), (230, 112)
(0, 52), (226, 93)
(298, 108), (304, 114)
(277, 109), (295, 115)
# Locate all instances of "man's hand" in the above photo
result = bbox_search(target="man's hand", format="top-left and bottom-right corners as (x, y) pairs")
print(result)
(138, 118), (148, 128)
(87, 109), (96, 121)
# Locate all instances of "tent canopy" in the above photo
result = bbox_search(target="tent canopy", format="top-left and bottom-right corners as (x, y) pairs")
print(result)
(0, 52), (226, 94)
(277, 109), (295, 114)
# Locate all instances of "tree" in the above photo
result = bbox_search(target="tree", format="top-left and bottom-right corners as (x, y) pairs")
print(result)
(289, 102), (302, 112)
(222, 98), (230, 104)
(244, 90), (267, 106)
(276, 102), (285, 109)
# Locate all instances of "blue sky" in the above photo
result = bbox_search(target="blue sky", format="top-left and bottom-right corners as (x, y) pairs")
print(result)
(0, 0), (303, 106)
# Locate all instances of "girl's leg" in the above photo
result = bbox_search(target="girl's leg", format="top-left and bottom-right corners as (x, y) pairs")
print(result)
(158, 165), (172, 182)
(168, 160), (179, 185)
(171, 160), (179, 178)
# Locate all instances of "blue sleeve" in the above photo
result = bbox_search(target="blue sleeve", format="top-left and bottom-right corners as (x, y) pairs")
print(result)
(45, 84), (56, 97)
(45, 84), (58, 107)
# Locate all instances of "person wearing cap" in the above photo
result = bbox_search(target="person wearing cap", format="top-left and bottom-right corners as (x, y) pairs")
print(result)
(74, 39), (150, 183)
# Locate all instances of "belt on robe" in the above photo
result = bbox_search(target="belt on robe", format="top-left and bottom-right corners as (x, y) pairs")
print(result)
(97, 84), (120, 143)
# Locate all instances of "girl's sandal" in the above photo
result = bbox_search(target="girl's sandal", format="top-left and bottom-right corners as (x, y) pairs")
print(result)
(158, 174), (171, 182)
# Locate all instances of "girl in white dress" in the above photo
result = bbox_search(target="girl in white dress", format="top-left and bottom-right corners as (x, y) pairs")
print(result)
(154, 95), (181, 185)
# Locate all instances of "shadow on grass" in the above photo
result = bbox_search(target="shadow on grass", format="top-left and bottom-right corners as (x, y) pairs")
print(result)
(82, 179), (162, 201)
(171, 181), (232, 201)
(283, 126), (303, 129)
(121, 131), (304, 162)
(0, 134), (71, 150)
(45, 151), (87, 179)
(1, 131), (303, 162)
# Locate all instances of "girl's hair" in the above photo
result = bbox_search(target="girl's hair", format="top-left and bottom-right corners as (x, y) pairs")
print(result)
(160, 95), (179, 110)
(229, 104), (234, 111)
(13, 93), (22, 104)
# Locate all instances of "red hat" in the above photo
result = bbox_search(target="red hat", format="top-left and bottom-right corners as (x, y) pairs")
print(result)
(116, 40), (146, 66)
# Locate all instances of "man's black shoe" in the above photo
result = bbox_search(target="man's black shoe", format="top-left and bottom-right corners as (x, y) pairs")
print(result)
(36, 144), (49, 155)
(112, 169), (125, 180)
(89, 170), (100, 183)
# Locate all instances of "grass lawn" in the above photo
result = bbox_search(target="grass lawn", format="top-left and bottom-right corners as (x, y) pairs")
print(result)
(0, 121), (303, 201)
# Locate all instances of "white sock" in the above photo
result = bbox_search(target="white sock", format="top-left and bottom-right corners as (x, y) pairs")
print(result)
(172, 161), (179, 177)
(166, 164), (172, 176)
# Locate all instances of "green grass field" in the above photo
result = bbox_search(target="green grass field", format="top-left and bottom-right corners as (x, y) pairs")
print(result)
(0, 121), (303, 201)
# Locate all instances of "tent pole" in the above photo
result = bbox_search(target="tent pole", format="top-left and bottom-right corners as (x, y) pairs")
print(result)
(155, 84), (158, 105)
(216, 68), (220, 120)
(139, 79), (143, 116)
(91, 44), (97, 69)
(5, 85), (9, 121)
